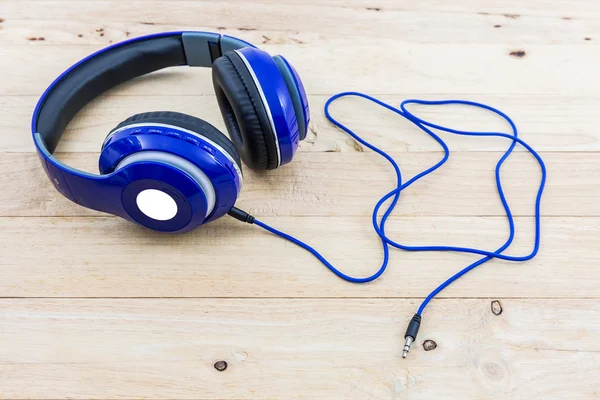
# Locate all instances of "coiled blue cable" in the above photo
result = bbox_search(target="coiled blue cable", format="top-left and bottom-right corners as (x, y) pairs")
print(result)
(253, 92), (546, 317)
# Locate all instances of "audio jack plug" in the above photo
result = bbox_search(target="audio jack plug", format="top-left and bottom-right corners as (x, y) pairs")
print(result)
(402, 314), (421, 359)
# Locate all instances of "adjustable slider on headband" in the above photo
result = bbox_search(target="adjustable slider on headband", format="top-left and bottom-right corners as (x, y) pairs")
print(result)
(181, 32), (255, 68)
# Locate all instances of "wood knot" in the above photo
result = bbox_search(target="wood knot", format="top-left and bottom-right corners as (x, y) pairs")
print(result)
(214, 360), (228, 371)
(491, 300), (503, 315)
(422, 340), (437, 351)
(509, 50), (526, 58)
(352, 139), (364, 152)
(482, 361), (504, 380)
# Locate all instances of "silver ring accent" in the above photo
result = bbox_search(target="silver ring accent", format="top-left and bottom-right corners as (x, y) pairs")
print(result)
(234, 50), (281, 168)
(103, 122), (243, 192)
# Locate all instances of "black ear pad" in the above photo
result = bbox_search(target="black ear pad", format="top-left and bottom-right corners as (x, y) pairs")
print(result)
(106, 111), (241, 169)
(212, 51), (278, 170)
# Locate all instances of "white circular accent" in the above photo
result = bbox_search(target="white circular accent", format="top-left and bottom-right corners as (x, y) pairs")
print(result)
(136, 189), (178, 221)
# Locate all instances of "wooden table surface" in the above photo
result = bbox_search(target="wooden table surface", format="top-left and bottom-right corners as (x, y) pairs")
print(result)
(1, 0), (599, 399)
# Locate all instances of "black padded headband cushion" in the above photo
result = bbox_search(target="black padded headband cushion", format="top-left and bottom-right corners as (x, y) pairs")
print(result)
(108, 111), (242, 168)
(35, 35), (187, 154)
(212, 51), (278, 170)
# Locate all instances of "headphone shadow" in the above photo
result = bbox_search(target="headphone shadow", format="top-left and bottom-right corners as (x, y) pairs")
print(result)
(120, 211), (257, 243)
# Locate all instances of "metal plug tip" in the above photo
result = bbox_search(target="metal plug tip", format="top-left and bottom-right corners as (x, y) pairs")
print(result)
(402, 336), (413, 359)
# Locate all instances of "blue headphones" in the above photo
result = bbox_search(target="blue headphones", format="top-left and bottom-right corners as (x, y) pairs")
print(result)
(31, 32), (310, 233)
(31, 32), (548, 358)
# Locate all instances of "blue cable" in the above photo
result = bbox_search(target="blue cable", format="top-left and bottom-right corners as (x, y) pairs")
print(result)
(251, 92), (546, 318)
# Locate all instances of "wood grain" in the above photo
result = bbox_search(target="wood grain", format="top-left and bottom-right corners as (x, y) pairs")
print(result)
(1, 0), (599, 398)
(4, 0), (600, 15)
(2, 0), (599, 46)
(3, 95), (599, 153)
(2, 43), (599, 97)
(0, 151), (588, 217)
(0, 298), (598, 399)
(0, 216), (597, 298)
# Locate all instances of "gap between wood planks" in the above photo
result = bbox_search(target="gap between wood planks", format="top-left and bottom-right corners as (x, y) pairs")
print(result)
(0, 296), (598, 299)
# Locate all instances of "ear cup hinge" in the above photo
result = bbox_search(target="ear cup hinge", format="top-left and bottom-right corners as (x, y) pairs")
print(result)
(220, 34), (256, 53)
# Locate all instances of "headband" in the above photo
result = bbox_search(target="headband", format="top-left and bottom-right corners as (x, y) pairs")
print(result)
(32, 31), (253, 155)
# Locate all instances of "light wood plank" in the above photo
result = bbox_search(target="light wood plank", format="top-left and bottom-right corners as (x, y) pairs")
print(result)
(0, 1), (598, 399)
(6, 0), (600, 18)
(4, 95), (598, 153)
(0, 216), (596, 298)
(0, 150), (570, 217)
(2, 43), (598, 96)
(2, 0), (599, 46)
(4, 0), (600, 15)
(0, 298), (598, 399)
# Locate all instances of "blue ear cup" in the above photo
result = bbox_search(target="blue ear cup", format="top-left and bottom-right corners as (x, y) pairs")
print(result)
(99, 111), (242, 232)
(212, 47), (305, 170)
(102, 111), (242, 166)
(213, 51), (279, 170)
(272, 55), (310, 141)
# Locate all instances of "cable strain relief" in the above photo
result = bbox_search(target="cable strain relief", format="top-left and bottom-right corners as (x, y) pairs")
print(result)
(404, 313), (422, 340)
(227, 207), (255, 224)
